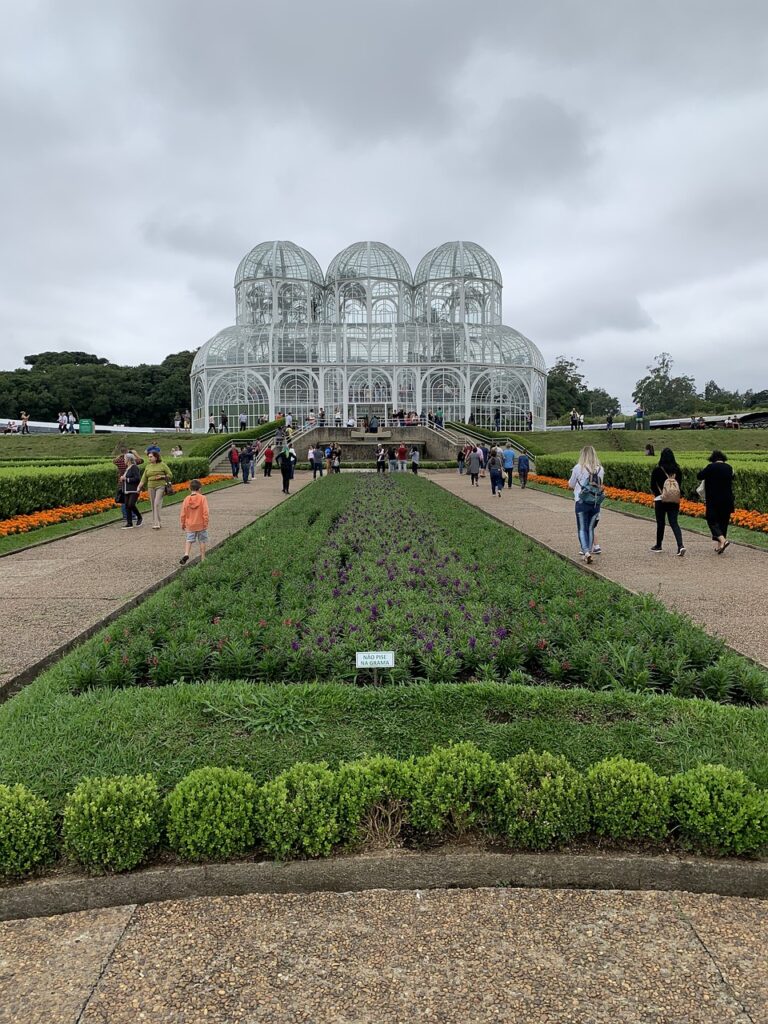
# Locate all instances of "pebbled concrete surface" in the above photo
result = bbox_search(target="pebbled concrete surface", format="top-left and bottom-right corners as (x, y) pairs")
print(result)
(2, 888), (764, 1024)
(429, 472), (768, 666)
(0, 472), (311, 691)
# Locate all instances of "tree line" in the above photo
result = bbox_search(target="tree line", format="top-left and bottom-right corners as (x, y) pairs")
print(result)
(547, 352), (767, 421)
(0, 351), (195, 427)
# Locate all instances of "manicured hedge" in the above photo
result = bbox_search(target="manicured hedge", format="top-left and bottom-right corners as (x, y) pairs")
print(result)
(188, 421), (279, 460)
(3, 745), (767, 877)
(536, 454), (768, 512)
(0, 457), (209, 518)
(39, 474), (767, 704)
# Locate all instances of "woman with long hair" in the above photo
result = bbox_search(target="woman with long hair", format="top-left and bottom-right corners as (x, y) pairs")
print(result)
(697, 450), (735, 553)
(568, 445), (604, 564)
(650, 447), (685, 555)
(138, 450), (173, 529)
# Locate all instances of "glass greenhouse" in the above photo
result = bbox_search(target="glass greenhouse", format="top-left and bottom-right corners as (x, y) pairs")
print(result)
(191, 240), (547, 431)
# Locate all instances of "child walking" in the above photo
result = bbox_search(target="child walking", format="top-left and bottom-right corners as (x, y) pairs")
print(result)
(179, 479), (209, 565)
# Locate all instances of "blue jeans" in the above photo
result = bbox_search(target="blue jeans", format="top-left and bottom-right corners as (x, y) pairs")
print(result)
(575, 501), (600, 554)
(241, 462), (251, 483)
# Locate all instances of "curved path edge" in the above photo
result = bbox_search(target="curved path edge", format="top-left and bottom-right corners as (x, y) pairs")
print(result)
(3, 848), (767, 922)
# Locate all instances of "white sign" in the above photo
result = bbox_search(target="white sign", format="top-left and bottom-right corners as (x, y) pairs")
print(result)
(356, 650), (395, 669)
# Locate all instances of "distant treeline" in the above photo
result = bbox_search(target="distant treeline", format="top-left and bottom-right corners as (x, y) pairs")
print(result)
(0, 351), (195, 427)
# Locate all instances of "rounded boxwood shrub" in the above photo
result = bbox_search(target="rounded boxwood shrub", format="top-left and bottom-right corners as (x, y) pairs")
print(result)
(494, 750), (590, 850)
(670, 764), (768, 856)
(587, 758), (670, 841)
(407, 742), (500, 837)
(166, 766), (259, 862)
(0, 784), (56, 878)
(63, 774), (161, 872)
(335, 755), (414, 846)
(255, 762), (339, 860)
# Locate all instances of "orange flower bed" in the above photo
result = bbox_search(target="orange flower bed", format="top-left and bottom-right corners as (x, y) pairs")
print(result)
(530, 474), (768, 534)
(0, 475), (231, 538)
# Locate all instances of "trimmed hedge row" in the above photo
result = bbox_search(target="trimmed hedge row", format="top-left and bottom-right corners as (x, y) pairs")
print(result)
(3, 744), (767, 878)
(536, 454), (768, 513)
(189, 421), (280, 460)
(0, 458), (210, 518)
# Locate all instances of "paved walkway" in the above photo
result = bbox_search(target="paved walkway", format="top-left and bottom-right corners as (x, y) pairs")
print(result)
(429, 473), (768, 666)
(0, 472), (311, 690)
(0, 888), (765, 1023)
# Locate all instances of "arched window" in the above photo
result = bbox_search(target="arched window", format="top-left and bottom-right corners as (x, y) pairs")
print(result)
(471, 371), (530, 432)
(278, 283), (307, 324)
(422, 368), (465, 422)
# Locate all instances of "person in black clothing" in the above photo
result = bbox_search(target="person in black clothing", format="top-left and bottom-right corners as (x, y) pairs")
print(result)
(697, 450), (735, 553)
(650, 447), (685, 556)
(276, 446), (295, 494)
(120, 453), (143, 528)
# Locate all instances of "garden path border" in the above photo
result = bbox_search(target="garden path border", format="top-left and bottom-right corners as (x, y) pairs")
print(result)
(2, 848), (767, 922)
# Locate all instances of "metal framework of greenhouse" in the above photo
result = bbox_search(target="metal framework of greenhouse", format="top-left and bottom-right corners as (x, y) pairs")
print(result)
(191, 240), (548, 432)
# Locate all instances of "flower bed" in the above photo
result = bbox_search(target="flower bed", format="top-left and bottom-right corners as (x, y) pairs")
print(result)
(2, 743), (766, 879)
(0, 474), (231, 537)
(530, 473), (768, 534)
(36, 474), (768, 703)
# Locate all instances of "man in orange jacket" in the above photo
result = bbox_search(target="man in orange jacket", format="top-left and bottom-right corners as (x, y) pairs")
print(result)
(179, 479), (210, 564)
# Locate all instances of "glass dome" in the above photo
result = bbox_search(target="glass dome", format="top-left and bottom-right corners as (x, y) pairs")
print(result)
(326, 241), (413, 285)
(234, 240), (324, 288)
(414, 241), (502, 287)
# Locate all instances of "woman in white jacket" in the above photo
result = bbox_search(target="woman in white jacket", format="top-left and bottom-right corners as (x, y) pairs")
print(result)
(568, 445), (605, 564)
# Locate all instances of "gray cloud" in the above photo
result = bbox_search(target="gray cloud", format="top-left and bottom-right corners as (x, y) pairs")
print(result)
(1, 0), (768, 410)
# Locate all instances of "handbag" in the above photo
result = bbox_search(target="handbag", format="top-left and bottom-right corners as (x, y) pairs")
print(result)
(164, 480), (174, 496)
(114, 486), (125, 504)
(696, 480), (706, 501)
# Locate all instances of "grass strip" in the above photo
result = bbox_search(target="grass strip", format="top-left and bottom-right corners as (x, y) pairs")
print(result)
(1, 681), (767, 810)
(0, 478), (239, 557)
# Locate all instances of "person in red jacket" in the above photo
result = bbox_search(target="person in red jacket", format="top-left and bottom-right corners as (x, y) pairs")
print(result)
(263, 444), (274, 477)
(396, 442), (408, 472)
(179, 480), (210, 564)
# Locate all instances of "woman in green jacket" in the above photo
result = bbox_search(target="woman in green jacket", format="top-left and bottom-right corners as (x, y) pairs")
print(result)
(139, 450), (173, 529)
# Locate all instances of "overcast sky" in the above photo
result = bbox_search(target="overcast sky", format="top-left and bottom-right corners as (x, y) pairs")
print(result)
(2, 0), (767, 409)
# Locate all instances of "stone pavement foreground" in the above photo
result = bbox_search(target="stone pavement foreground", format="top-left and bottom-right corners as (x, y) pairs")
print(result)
(0, 472), (310, 690)
(429, 473), (768, 666)
(0, 888), (766, 1023)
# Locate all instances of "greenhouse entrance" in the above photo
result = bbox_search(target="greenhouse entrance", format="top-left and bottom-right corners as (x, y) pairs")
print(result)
(350, 402), (389, 428)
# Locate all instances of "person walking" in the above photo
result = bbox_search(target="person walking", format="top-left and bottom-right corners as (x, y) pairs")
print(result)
(139, 450), (173, 529)
(502, 443), (515, 488)
(397, 442), (408, 472)
(228, 444), (240, 477)
(179, 479), (209, 564)
(410, 447), (420, 474)
(263, 443), (274, 477)
(488, 448), (504, 497)
(239, 411), (248, 431)
(517, 451), (530, 489)
(120, 453), (143, 528)
(568, 445), (605, 564)
(277, 446), (294, 494)
(467, 446), (482, 486)
(650, 447), (685, 556)
(219, 411), (229, 433)
(457, 447), (465, 474)
(240, 444), (253, 484)
(697, 450), (735, 553)
(207, 415), (217, 433)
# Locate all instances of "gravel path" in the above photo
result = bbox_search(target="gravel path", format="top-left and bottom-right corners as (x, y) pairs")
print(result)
(1, 888), (765, 1023)
(429, 472), (768, 666)
(0, 471), (311, 690)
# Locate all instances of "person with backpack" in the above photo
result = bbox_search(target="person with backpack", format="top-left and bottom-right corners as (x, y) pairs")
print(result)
(502, 443), (515, 488)
(697, 450), (735, 553)
(650, 447), (685, 556)
(568, 445), (604, 564)
(227, 444), (240, 477)
(488, 448), (504, 497)
(517, 451), (530, 489)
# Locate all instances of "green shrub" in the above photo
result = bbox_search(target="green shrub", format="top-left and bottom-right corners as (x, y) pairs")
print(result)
(407, 742), (500, 836)
(670, 764), (768, 856)
(335, 755), (414, 846)
(0, 784), (56, 878)
(587, 758), (670, 841)
(166, 766), (259, 861)
(255, 762), (339, 860)
(494, 750), (590, 850)
(63, 774), (161, 872)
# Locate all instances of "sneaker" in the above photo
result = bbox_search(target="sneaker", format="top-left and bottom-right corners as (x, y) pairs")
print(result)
(592, 545), (601, 554)
(584, 552), (593, 564)
(677, 547), (686, 557)
(135, 520), (143, 527)
(179, 555), (189, 565)
(121, 524), (132, 529)
(650, 546), (662, 552)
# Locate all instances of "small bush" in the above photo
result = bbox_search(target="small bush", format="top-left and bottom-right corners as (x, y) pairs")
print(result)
(587, 758), (670, 841)
(335, 755), (414, 846)
(494, 750), (590, 850)
(255, 762), (339, 860)
(670, 764), (768, 856)
(166, 767), (259, 861)
(63, 774), (161, 872)
(408, 742), (500, 836)
(0, 784), (56, 878)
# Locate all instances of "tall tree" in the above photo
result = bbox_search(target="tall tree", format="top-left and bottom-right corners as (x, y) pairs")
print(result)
(632, 352), (698, 415)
